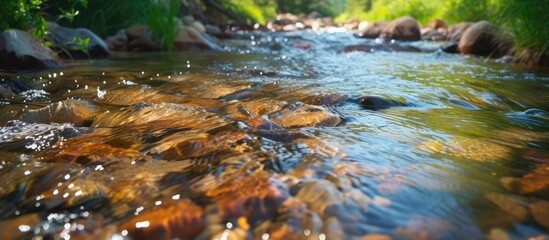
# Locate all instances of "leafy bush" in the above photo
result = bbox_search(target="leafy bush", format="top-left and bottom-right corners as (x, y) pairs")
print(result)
(147, 0), (182, 50)
(0, 0), (87, 39)
(55, 0), (149, 37)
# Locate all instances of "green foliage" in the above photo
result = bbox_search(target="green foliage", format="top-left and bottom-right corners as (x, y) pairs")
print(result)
(55, 0), (149, 37)
(71, 36), (90, 54)
(338, 0), (549, 59)
(277, 0), (345, 17)
(0, 0), (87, 40)
(223, 0), (277, 24)
(147, 0), (181, 50)
(498, 0), (549, 58)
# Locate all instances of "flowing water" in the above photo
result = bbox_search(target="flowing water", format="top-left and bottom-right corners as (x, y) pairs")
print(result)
(1, 29), (548, 240)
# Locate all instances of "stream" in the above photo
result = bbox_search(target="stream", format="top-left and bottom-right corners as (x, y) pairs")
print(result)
(1, 29), (548, 239)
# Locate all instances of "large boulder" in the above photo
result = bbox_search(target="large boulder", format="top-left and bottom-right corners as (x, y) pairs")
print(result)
(356, 21), (389, 39)
(0, 29), (64, 70)
(380, 16), (421, 41)
(46, 24), (110, 59)
(448, 22), (473, 42)
(459, 21), (513, 58)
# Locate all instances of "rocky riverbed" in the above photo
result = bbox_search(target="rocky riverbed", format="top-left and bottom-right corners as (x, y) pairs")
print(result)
(1, 15), (549, 240)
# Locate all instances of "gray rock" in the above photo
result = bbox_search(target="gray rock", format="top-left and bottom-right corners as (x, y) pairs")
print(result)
(0, 29), (64, 70)
(46, 25), (110, 59)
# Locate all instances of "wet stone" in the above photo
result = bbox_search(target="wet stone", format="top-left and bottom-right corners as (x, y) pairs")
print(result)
(531, 200), (549, 230)
(204, 172), (290, 225)
(357, 96), (407, 110)
(485, 193), (530, 222)
(119, 202), (205, 240)
(501, 164), (549, 197)
(303, 93), (349, 106)
(0, 120), (83, 152)
(92, 103), (226, 130)
(225, 100), (286, 121)
(19, 99), (99, 127)
(294, 179), (344, 214)
(271, 104), (341, 128)
(446, 137), (511, 162)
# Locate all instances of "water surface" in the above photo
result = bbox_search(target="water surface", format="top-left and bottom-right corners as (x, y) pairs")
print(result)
(1, 29), (548, 239)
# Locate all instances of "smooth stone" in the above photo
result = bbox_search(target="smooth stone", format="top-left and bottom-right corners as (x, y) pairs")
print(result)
(0, 29), (64, 70)
(459, 21), (513, 58)
(427, 19), (448, 30)
(448, 22), (473, 42)
(422, 29), (447, 41)
(19, 99), (98, 126)
(46, 24), (110, 59)
(356, 21), (389, 39)
(271, 104), (341, 128)
(294, 179), (344, 214)
(485, 193), (530, 222)
(487, 228), (511, 240)
(357, 96), (407, 110)
(531, 200), (549, 230)
(380, 16), (421, 41)
(119, 202), (206, 240)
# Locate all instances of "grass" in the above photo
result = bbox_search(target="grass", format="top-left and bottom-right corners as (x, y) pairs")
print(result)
(223, 0), (277, 25)
(146, 0), (181, 50)
(55, 0), (149, 37)
(337, 0), (549, 65)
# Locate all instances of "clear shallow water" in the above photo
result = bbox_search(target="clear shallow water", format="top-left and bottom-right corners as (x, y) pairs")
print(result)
(0, 29), (548, 240)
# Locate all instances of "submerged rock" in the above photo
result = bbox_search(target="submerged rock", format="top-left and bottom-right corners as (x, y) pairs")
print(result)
(92, 103), (225, 130)
(0, 120), (82, 152)
(531, 200), (549, 230)
(501, 164), (549, 197)
(225, 100), (286, 121)
(357, 96), (407, 110)
(19, 99), (99, 126)
(449, 137), (511, 162)
(271, 104), (341, 128)
(380, 16), (421, 41)
(119, 202), (206, 240)
(485, 193), (530, 222)
(304, 93), (349, 106)
(205, 172), (289, 224)
(0, 29), (64, 70)
(459, 21), (513, 58)
(294, 179), (344, 214)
